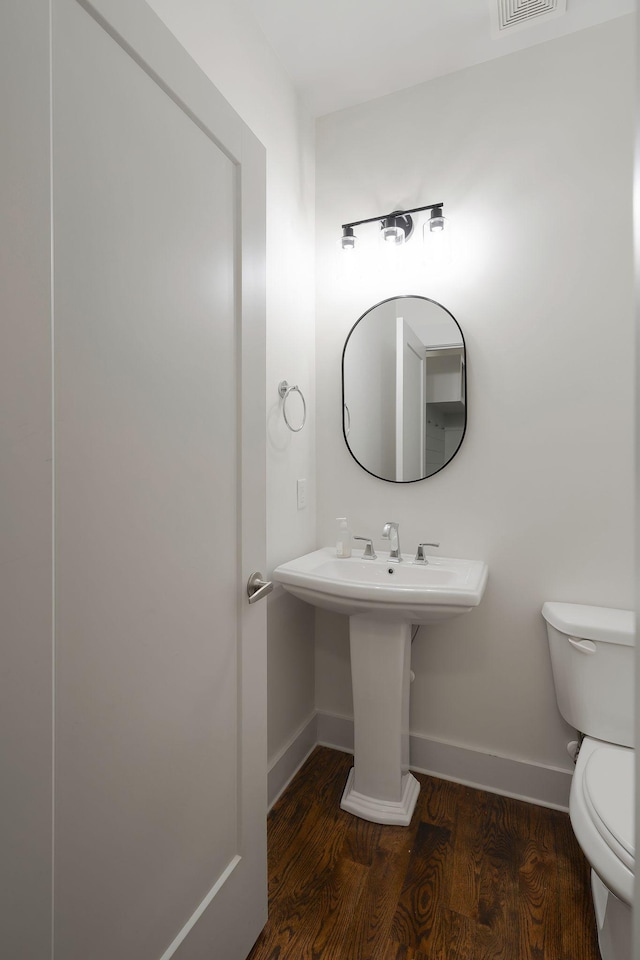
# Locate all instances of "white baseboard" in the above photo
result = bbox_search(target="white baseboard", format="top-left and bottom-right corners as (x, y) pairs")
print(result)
(316, 710), (572, 812)
(316, 711), (354, 755)
(267, 712), (318, 810)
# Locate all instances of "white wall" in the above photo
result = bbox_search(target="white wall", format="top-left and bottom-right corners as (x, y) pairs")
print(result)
(0, 4), (53, 954)
(146, 0), (317, 766)
(634, 10), (640, 956)
(315, 18), (634, 777)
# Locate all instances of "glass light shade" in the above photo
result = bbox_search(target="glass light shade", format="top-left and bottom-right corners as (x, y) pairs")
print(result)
(423, 218), (453, 271)
(381, 218), (406, 245)
(340, 226), (357, 251)
(429, 208), (446, 232)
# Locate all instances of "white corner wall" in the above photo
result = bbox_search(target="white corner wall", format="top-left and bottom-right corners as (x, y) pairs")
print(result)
(634, 9), (640, 956)
(146, 0), (317, 768)
(315, 18), (634, 786)
(0, 4), (53, 953)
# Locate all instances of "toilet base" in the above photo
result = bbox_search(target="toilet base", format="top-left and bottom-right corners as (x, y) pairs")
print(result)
(591, 870), (631, 960)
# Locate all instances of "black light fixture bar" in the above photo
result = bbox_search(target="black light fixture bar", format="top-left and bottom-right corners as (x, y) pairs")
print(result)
(341, 202), (443, 231)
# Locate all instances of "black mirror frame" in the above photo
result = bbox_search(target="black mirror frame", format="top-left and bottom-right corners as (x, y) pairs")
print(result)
(341, 295), (467, 483)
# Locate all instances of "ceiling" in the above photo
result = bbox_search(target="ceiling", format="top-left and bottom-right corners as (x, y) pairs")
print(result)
(244, 0), (634, 116)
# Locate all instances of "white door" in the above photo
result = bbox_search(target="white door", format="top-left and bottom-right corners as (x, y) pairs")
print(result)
(395, 317), (426, 481)
(52, 2), (266, 959)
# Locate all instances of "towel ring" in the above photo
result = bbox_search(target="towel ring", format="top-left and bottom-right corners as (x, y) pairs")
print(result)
(278, 380), (307, 433)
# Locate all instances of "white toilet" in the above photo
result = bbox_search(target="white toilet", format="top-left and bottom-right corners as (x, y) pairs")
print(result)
(542, 602), (635, 960)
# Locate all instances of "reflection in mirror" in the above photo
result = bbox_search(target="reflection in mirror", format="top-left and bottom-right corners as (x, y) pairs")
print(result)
(342, 296), (466, 483)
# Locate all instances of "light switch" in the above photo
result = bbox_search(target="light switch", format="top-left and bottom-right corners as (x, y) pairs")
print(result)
(297, 478), (307, 510)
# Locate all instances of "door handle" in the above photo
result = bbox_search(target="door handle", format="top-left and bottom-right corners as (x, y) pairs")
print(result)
(247, 572), (273, 604)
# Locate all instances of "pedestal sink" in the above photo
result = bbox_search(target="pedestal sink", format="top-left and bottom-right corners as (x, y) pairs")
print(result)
(273, 548), (488, 826)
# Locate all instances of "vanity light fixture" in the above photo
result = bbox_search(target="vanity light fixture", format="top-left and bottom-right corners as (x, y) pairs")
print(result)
(339, 202), (444, 251)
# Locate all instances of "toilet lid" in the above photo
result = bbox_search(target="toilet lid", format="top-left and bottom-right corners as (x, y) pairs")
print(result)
(582, 746), (635, 873)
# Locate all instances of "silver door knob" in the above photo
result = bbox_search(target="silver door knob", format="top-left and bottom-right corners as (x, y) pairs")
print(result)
(247, 571), (273, 604)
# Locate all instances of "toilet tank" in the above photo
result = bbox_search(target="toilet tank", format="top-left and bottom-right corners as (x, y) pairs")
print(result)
(542, 602), (635, 748)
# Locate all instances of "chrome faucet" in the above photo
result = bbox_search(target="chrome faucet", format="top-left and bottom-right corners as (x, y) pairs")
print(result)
(382, 522), (402, 562)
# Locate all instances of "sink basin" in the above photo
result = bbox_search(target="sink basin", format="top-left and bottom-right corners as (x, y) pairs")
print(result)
(273, 547), (488, 623)
(273, 546), (488, 826)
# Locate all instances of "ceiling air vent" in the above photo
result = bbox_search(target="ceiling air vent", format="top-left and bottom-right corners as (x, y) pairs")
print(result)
(491, 0), (567, 36)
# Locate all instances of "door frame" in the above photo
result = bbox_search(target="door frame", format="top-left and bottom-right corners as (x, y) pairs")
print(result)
(395, 316), (426, 482)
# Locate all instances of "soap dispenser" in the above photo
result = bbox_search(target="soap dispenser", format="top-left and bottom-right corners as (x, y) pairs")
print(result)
(336, 517), (352, 558)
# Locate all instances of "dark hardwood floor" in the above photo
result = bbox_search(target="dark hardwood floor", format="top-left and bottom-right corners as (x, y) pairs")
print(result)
(247, 746), (600, 960)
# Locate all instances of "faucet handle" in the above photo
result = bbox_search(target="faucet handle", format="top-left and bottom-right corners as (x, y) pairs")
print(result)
(354, 536), (377, 559)
(414, 542), (440, 564)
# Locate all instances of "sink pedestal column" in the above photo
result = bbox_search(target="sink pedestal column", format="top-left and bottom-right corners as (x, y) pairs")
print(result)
(340, 615), (420, 826)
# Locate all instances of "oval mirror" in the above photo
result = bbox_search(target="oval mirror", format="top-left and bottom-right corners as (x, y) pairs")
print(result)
(342, 295), (466, 483)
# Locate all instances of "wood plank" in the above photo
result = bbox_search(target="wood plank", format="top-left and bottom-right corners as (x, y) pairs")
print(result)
(553, 809), (601, 960)
(418, 774), (466, 828)
(448, 784), (490, 919)
(473, 848), (515, 960)
(382, 909), (474, 960)
(267, 800), (349, 910)
(469, 792), (522, 960)
(439, 908), (477, 960)
(515, 803), (561, 960)
(253, 855), (369, 960)
(341, 810), (385, 866)
(390, 820), (453, 952)
(340, 844), (412, 957)
(267, 747), (351, 869)
(379, 943), (430, 960)
(303, 856), (370, 958)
